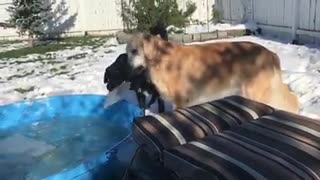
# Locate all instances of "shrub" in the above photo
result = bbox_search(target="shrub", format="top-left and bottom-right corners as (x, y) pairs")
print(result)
(121, 0), (196, 33)
(6, 0), (52, 47)
(211, 4), (222, 24)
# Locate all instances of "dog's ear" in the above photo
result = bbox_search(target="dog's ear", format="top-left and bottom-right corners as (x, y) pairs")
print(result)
(142, 35), (173, 67)
(142, 36), (157, 65)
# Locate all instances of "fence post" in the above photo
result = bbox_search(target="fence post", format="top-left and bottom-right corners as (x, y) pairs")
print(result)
(206, 0), (210, 32)
(120, 0), (124, 30)
(79, 0), (87, 36)
(251, 0), (254, 22)
(291, 0), (299, 43)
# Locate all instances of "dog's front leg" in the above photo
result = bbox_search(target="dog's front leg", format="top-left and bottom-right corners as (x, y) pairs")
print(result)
(157, 98), (165, 113)
(147, 94), (157, 108)
(136, 90), (147, 116)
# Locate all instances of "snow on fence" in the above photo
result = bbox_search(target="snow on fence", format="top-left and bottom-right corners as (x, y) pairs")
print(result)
(216, 0), (320, 42)
(0, 0), (215, 40)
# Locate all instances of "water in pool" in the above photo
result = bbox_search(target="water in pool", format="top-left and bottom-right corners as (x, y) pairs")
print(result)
(0, 117), (130, 180)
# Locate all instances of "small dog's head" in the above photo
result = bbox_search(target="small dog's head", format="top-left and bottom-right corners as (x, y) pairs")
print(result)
(125, 33), (146, 77)
(104, 53), (130, 91)
(126, 33), (172, 78)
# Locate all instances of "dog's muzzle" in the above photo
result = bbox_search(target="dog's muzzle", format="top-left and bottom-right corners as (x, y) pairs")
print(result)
(104, 68), (126, 91)
(104, 53), (145, 92)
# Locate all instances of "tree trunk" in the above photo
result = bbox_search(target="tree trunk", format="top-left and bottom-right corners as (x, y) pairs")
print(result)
(28, 33), (35, 48)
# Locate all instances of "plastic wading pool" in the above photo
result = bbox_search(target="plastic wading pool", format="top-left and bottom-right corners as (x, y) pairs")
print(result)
(0, 94), (143, 180)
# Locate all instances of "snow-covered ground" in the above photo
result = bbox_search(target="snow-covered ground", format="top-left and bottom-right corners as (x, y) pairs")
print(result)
(0, 41), (28, 53)
(0, 38), (122, 104)
(0, 33), (320, 119)
(185, 22), (258, 34)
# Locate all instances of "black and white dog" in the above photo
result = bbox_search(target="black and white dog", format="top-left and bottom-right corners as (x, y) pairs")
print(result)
(104, 53), (165, 114)
(103, 24), (168, 114)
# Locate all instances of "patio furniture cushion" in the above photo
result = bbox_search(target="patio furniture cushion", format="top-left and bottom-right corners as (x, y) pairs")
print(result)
(132, 95), (274, 160)
(163, 110), (320, 180)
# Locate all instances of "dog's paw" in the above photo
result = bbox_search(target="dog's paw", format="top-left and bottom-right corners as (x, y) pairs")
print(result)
(144, 109), (155, 116)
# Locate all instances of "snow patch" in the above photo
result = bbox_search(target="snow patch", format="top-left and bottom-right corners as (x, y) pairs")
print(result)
(185, 22), (258, 34)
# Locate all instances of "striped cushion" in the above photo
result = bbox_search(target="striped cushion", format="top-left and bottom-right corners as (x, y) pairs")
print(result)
(163, 110), (320, 180)
(132, 96), (274, 160)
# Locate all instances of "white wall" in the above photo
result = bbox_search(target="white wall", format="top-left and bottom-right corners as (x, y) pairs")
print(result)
(80, 0), (123, 32)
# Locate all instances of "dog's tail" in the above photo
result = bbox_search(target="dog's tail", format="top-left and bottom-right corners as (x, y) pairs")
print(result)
(269, 69), (300, 114)
(300, 111), (320, 120)
(265, 52), (299, 114)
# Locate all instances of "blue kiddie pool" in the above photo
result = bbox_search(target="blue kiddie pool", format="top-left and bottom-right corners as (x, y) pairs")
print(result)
(0, 94), (143, 180)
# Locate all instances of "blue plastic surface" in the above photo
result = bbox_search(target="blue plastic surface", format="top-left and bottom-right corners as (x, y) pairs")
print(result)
(0, 94), (143, 180)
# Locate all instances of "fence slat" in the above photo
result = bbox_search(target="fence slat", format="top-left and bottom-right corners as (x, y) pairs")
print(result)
(0, 0), (217, 38)
(283, 0), (293, 27)
(309, 0), (317, 31)
(315, 0), (320, 31)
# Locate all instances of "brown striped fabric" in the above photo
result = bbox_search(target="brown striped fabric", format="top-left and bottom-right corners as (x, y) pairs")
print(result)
(163, 110), (320, 180)
(132, 96), (274, 160)
(210, 95), (275, 123)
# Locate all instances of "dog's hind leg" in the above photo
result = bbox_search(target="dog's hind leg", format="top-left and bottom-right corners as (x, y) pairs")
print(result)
(244, 70), (299, 114)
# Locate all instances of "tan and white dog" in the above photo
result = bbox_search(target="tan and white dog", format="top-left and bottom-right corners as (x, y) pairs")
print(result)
(125, 33), (300, 113)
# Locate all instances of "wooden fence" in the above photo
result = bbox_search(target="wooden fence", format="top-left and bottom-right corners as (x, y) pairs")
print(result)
(0, 0), (215, 39)
(216, 0), (320, 42)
